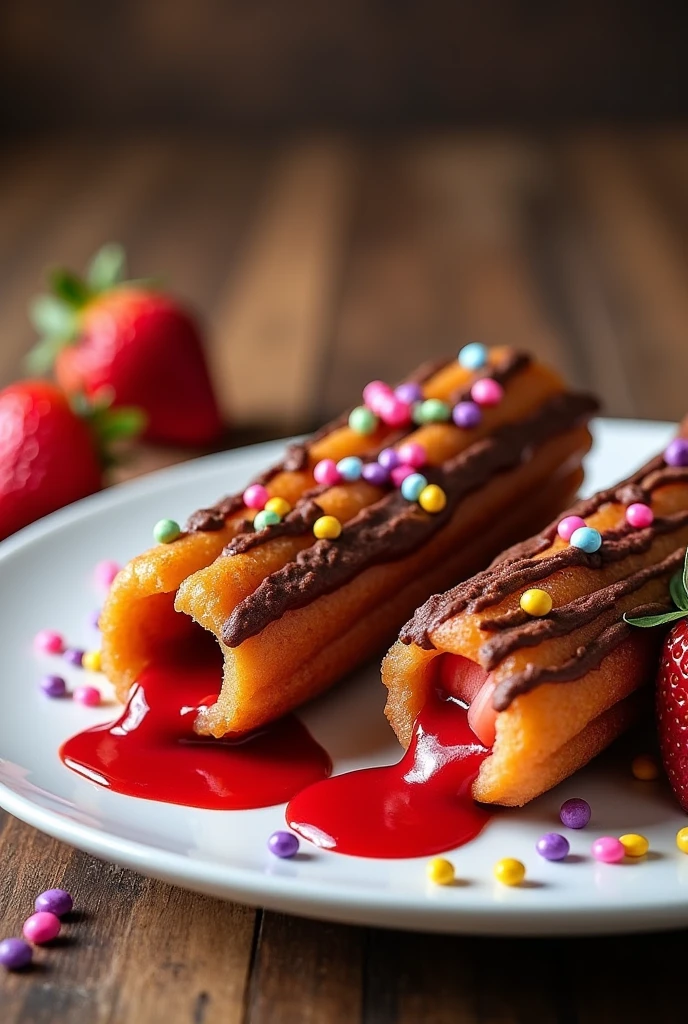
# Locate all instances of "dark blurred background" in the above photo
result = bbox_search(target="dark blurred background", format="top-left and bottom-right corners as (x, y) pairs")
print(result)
(1, 0), (687, 455)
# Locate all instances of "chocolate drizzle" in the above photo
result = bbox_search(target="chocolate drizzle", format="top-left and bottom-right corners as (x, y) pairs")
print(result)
(221, 391), (597, 648)
(223, 501), (324, 556)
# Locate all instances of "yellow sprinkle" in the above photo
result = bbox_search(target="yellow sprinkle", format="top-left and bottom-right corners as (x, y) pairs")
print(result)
(426, 857), (455, 885)
(493, 858), (526, 886)
(418, 484), (447, 514)
(519, 589), (553, 617)
(82, 650), (102, 673)
(631, 755), (660, 781)
(313, 515), (342, 540)
(677, 827), (688, 853)
(265, 497), (291, 518)
(619, 833), (649, 857)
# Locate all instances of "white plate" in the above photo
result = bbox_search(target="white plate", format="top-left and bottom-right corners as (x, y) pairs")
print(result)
(1, 418), (686, 937)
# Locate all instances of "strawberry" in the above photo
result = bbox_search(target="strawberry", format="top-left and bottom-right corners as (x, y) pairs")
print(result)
(625, 550), (688, 811)
(0, 380), (143, 541)
(28, 245), (223, 446)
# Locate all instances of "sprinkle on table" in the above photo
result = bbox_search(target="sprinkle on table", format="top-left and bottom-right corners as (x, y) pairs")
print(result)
(33, 629), (64, 655)
(591, 836), (625, 864)
(0, 937), (32, 971)
(426, 857), (455, 885)
(40, 674), (67, 698)
(93, 559), (121, 590)
(267, 831), (299, 858)
(35, 888), (73, 917)
(559, 797), (591, 829)
(619, 833), (649, 858)
(493, 858), (526, 886)
(535, 832), (570, 861)
(23, 911), (61, 944)
(631, 754), (660, 781)
(676, 827), (688, 853)
(82, 650), (102, 672)
(74, 685), (101, 707)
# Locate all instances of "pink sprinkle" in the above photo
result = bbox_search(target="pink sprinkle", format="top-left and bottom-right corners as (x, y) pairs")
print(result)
(377, 394), (412, 428)
(94, 560), (121, 590)
(33, 629), (64, 655)
(23, 911), (61, 945)
(397, 442), (427, 469)
(470, 378), (504, 407)
(362, 381), (392, 412)
(626, 503), (654, 529)
(557, 515), (587, 542)
(243, 484), (269, 510)
(391, 464), (415, 487)
(313, 459), (341, 487)
(74, 685), (101, 707)
(591, 836), (625, 864)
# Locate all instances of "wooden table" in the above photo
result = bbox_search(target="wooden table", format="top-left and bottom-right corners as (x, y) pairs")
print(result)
(1, 132), (687, 1022)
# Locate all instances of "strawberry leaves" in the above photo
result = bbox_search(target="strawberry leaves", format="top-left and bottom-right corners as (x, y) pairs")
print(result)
(70, 389), (146, 468)
(624, 548), (688, 627)
(87, 244), (127, 292)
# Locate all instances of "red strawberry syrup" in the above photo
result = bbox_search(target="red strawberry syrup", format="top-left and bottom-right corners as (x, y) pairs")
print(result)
(287, 691), (491, 859)
(60, 641), (331, 809)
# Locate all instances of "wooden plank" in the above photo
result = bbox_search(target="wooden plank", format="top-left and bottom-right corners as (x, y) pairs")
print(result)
(212, 141), (356, 432)
(245, 912), (363, 1024)
(563, 133), (688, 421)
(0, 815), (256, 1024)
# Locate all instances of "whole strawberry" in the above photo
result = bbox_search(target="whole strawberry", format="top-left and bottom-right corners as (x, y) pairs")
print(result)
(28, 245), (223, 446)
(626, 552), (688, 811)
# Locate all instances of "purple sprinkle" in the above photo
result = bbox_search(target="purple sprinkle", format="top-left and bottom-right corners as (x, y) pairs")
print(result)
(40, 674), (67, 698)
(89, 610), (101, 631)
(267, 830), (299, 859)
(394, 382), (423, 405)
(536, 832), (570, 861)
(452, 401), (482, 429)
(362, 462), (389, 486)
(35, 888), (73, 917)
(664, 438), (688, 467)
(559, 797), (591, 830)
(63, 648), (85, 667)
(377, 448), (400, 470)
(0, 937), (32, 970)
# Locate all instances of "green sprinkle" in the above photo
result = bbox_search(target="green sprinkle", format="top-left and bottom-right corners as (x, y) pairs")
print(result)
(253, 509), (281, 530)
(414, 398), (451, 425)
(348, 406), (378, 435)
(154, 518), (181, 544)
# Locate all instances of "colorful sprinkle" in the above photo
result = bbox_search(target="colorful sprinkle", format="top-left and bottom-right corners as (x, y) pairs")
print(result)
(23, 911), (61, 944)
(560, 797), (591, 829)
(625, 503), (654, 528)
(536, 832), (570, 861)
(664, 438), (688, 467)
(0, 938), (32, 970)
(619, 833), (649, 858)
(362, 380), (391, 410)
(569, 526), (602, 553)
(349, 406), (378, 435)
(378, 394), (412, 428)
(377, 448), (400, 470)
(397, 442), (427, 469)
(253, 509), (281, 531)
(74, 685), (101, 707)
(336, 456), (364, 481)
(33, 629), (64, 655)
(390, 464), (415, 488)
(82, 650), (101, 672)
(313, 515), (342, 540)
(394, 382), (423, 405)
(426, 857), (455, 885)
(458, 342), (489, 370)
(452, 401), (482, 429)
(63, 648), (84, 667)
(93, 559), (120, 590)
(493, 858), (526, 886)
(676, 827), (688, 853)
(470, 378), (504, 407)
(243, 484), (269, 510)
(631, 754), (660, 781)
(557, 515), (587, 542)
(313, 459), (341, 486)
(362, 462), (389, 486)
(419, 484), (447, 514)
(265, 497), (291, 518)
(520, 589), (553, 617)
(591, 836), (625, 864)
(413, 398), (451, 425)
(401, 473), (428, 502)
(153, 518), (181, 544)
(267, 830), (299, 858)
(35, 889), (73, 917)
(40, 674), (67, 698)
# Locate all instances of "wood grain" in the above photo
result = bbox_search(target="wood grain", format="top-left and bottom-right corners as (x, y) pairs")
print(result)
(1, 131), (688, 1022)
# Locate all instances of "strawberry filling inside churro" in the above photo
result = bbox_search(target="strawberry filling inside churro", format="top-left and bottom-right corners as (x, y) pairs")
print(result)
(437, 654), (498, 747)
